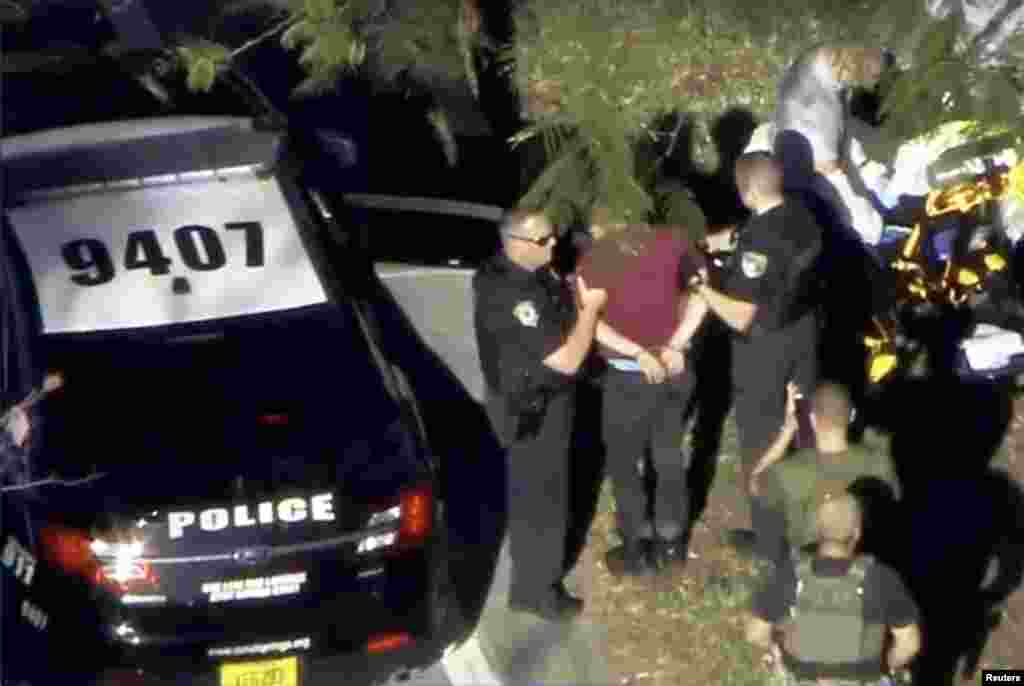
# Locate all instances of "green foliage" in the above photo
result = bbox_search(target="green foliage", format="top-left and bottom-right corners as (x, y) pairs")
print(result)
(873, 12), (1024, 156)
(507, 0), (789, 224)
(507, 0), (1024, 229)
(177, 42), (232, 92)
(656, 186), (708, 241)
(369, 2), (471, 87)
(176, 1), (483, 165)
(171, 0), (1024, 212)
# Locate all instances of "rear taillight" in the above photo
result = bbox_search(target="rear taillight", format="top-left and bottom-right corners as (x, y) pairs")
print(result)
(366, 632), (412, 653)
(40, 526), (159, 592)
(40, 525), (101, 584)
(358, 483), (433, 554)
(398, 484), (433, 546)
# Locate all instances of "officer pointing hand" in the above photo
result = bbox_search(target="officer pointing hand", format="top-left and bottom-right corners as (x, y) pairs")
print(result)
(474, 209), (610, 621)
(749, 382), (801, 497)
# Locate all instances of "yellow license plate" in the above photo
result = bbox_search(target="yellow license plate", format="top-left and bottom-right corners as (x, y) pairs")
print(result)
(219, 656), (298, 686)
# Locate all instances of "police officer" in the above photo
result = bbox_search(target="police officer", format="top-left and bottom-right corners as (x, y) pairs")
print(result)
(473, 208), (607, 621)
(745, 495), (921, 685)
(689, 151), (822, 560)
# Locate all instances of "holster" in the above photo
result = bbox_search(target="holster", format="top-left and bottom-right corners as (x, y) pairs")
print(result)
(510, 385), (550, 441)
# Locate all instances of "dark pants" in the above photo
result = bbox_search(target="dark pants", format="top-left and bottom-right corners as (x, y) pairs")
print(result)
(601, 367), (697, 542)
(732, 314), (818, 560)
(486, 388), (575, 607)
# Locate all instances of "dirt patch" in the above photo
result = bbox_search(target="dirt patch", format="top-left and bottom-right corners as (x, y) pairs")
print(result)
(568, 440), (771, 686)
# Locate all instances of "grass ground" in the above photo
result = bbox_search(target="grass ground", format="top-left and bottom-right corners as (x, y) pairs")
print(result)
(572, 393), (1024, 686)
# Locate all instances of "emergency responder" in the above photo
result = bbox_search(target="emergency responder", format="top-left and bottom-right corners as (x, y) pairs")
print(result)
(473, 208), (607, 621)
(689, 151), (822, 560)
(749, 381), (900, 564)
(745, 494), (921, 685)
(575, 208), (708, 576)
(774, 44), (889, 246)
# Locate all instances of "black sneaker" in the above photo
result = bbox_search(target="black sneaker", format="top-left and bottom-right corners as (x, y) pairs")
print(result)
(604, 540), (657, 578)
(652, 535), (690, 571)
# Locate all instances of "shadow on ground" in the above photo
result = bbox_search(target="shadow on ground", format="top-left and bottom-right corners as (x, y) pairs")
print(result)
(874, 370), (1024, 684)
(663, 107), (755, 527)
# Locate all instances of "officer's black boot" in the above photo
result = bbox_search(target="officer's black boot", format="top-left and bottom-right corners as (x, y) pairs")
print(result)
(604, 539), (657, 578)
(650, 519), (691, 572)
(509, 583), (583, 622)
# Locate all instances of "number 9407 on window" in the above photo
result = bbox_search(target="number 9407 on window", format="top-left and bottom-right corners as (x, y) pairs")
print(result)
(61, 222), (265, 286)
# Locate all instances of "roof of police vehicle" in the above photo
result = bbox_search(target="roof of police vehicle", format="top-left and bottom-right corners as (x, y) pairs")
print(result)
(2, 117), (254, 160)
(2, 116), (284, 198)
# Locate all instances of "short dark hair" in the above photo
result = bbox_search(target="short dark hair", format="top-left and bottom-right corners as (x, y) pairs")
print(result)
(816, 493), (862, 544)
(734, 152), (783, 199)
(811, 382), (851, 430)
(499, 208), (546, 238)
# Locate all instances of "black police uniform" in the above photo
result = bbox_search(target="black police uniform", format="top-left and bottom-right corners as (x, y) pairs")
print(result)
(723, 198), (822, 559)
(473, 253), (579, 610)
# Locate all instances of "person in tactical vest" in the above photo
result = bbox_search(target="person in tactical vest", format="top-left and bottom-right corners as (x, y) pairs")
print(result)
(474, 208), (608, 621)
(689, 152), (823, 561)
(750, 381), (900, 564)
(746, 494), (921, 685)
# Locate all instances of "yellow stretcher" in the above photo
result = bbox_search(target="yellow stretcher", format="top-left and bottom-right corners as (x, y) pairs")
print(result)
(864, 160), (1024, 383)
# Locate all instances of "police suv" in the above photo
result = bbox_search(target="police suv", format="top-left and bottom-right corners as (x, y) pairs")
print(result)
(1, 116), (463, 685)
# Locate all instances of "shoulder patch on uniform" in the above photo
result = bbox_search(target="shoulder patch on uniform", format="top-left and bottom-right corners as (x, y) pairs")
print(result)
(513, 300), (539, 327)
(741, 251), (768, 278)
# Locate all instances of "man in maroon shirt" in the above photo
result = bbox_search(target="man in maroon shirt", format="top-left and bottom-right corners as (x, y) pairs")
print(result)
(576, 207), (709, 576)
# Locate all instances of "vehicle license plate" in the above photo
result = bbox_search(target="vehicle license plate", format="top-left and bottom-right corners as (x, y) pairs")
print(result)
(219, 656), (298, 686)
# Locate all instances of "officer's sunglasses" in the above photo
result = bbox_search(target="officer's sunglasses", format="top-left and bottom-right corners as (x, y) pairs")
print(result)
(508, 232), (558, 247)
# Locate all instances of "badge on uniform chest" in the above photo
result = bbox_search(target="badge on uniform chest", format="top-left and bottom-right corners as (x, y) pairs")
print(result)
(514, 300), (539, 327)
(741, 251), (768, 278)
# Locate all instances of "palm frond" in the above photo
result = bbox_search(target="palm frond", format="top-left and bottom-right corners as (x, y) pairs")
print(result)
(519, 142), (587, 210)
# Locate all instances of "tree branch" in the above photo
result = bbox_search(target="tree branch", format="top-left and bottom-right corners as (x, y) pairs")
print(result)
(1, 472), (107, 492)
(230, 10), (300, 60)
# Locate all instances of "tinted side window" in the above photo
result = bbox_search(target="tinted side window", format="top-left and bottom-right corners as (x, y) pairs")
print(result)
(350, 207), (500, 267)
